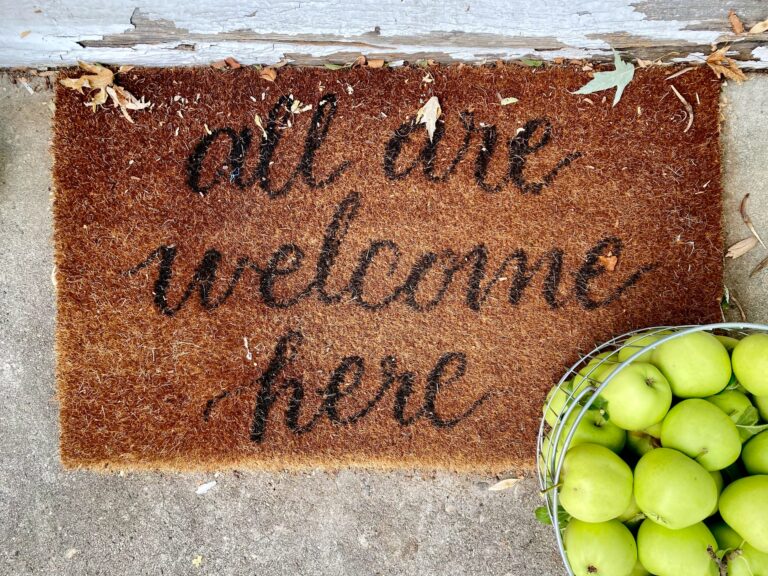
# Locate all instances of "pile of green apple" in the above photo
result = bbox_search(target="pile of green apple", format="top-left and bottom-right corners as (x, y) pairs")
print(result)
(540, 330), (768, 576)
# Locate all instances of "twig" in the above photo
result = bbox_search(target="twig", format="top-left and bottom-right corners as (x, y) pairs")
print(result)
(666, 66), (696, 81)
(751, 254), (768, 279)
(731, 292), (747, 322)
(670, 85), (694, 133)
(740, 193), (766, 248)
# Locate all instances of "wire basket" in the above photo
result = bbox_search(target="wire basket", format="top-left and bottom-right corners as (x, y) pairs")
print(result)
(535, 322), (768, 576)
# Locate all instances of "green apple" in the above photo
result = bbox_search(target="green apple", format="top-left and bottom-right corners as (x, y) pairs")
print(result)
(716, 334), (741, 352)
(634, 447), (717, 529)
(706, 390), (756, 425)
(733, 334), (768, 396)
(600, 362), (672, 430)
(618, 494), (645, 530)
(618, 329), (673, 363)
(629, 560), (650, 576)
(560, 443), (633, 523)
(644, 421), (662, 438)
(572, 352), (618, 393)
(660, 399), (741, 471)
(541, 410), (626, 468)
(754, 395), (768, 421)
(626, 430), (661, 457)
(651, 331), (731, 397)
(712, 520), (744, 550)
(743, 431), (768, 475)
(637, 520), (718, 576)
(564, 519), (637, 576)
(720, 476), (768, 553)
(711, 521), (768, 576)
(544, 382), (572, 427)
(709, 470), (724, 516)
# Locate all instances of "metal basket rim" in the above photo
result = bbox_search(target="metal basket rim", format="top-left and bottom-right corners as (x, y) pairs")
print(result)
(536, 322), (768, 576)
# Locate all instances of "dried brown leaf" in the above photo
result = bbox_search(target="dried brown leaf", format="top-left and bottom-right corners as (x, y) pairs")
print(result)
(117, 65), (135, 73)
(749, 18), (768, 34)
(740, 193), (767, 248)
(352, 55), (367, 68)
(367, 58), (385, 69)
(488, 478), (522, 491)
(706, 46), (747, 83)
(20, 30), (31, 39)
(224, 57), (242, 69)
(636, 58), (654, 68)
(259, 67), (277, 82)
(105, 84), (151, 124)
(729, 10), (746, 34)
(59, 62), (115, 111)
(598, 253), (618, 272)
(726, 236), (759, 259)
(211, 60), (228, 70)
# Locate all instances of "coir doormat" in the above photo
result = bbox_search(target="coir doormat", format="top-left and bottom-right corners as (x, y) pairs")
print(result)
(54, 64), (723, 472)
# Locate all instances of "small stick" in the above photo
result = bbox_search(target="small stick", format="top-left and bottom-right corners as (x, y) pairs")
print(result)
(666, 66), (696, 80)
(740, 193), (767, 248)
(670, 85), (694, 133)
(750, 254), (768, 279)
(731, 292), (747, 322)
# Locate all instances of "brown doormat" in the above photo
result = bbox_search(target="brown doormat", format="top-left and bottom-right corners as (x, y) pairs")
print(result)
(53, 64), (723, 472)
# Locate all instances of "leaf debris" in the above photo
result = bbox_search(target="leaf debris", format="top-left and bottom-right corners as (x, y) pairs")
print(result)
(706, 46), (747, 83)
(740, 193), (766, 248)
(254, 113), (267, 140)
(597, 253), (618, 271)
(574, 51), (635, 106)
(260, 67), (277, 82)
(729, 10), (745, 34)
(749, 18), (768, 34)
(726, 236), (758, 259)
(59, 62), (150, 123)
(415, 96), (441, 142)
(489, 477), (522, 491)
(195, 480), (217, 495)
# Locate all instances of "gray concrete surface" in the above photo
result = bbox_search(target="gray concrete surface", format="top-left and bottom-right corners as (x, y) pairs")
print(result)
(1, 73), (767, 576)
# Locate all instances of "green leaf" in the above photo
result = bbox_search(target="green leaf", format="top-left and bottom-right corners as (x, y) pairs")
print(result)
(584, 395), (609, 412)
(737, 421), (768, 442)
(535, 506), (552, 525)
(520, 58), (544, 68)
(534, 505), (571, 527)
(574, 51), (635, 106)
(324, 63), (345, 70)
(736, 405), (759, 427)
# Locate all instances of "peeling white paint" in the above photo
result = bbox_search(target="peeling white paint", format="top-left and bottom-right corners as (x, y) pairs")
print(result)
(753, 46), (768, 64)
(0, 0), (765, 67)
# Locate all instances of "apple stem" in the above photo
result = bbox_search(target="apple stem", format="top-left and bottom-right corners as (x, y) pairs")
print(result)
(707, 545), (742, 576)
(539, 482), (563, 495)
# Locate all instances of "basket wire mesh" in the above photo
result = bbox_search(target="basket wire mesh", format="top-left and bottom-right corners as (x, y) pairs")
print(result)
(535, 322), (768, 576)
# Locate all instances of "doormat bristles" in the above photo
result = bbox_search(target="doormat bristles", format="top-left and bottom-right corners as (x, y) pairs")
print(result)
(54, 64), (723, 472)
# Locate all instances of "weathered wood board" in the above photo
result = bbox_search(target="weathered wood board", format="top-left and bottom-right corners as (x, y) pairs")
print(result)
(2, 0), (768, 68)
